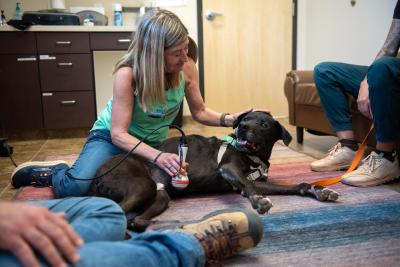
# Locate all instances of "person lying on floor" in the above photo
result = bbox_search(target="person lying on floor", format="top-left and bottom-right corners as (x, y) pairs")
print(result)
(0, 197), (263, 267)
(310, 0), (400, 186)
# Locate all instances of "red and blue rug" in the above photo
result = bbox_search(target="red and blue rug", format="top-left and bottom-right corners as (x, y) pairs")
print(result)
(15, 143), (400, 266)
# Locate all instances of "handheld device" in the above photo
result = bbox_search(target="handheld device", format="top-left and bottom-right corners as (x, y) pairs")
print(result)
(171, 140), (189, 189)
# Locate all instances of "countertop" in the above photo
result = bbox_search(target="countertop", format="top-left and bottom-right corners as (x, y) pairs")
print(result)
(0, 25), (136, 32)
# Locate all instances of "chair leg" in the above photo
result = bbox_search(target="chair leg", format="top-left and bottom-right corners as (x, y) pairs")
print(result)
(296, 127), (304, 144)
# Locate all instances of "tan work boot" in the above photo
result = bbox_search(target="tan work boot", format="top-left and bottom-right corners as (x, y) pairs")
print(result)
(311, 143), (357, 172)
(341, 151), (400, 187)
(180, 209), (263, 265)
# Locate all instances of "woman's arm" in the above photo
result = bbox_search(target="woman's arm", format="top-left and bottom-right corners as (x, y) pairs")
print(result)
(110, 67), (186, 176)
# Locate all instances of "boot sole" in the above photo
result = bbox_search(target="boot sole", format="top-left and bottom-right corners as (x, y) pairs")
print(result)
(11, 160), (69, 186)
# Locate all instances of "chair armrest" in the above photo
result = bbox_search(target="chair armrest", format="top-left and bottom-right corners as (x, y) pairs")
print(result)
(286, 70), (314, 84)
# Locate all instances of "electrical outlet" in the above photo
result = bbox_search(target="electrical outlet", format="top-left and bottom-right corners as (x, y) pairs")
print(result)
(0, 138), (13, 157)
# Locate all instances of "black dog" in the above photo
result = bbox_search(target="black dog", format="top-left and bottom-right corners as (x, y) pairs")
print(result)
(88, 111), (338, 230)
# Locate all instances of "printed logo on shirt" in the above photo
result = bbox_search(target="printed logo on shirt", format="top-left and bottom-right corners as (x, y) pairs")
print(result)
(148, 102), (181, 119)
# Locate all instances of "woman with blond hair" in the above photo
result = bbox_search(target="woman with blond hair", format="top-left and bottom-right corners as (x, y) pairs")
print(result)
(11, 9), (250, 197)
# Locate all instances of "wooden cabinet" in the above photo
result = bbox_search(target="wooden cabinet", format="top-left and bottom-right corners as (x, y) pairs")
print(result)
(0, 31), (96, 132)
(36, 32), (95, 129)
(0, 29), (182, 133)
(0, 32), (43, 132)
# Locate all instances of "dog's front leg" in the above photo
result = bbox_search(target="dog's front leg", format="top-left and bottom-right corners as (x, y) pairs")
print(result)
(253, 181), (339, 202)
(219, 164), (273, 214)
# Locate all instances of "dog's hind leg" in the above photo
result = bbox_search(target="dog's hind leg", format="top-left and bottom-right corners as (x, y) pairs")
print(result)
(128, 187), (171, 231)
(253, 181), (339, 202)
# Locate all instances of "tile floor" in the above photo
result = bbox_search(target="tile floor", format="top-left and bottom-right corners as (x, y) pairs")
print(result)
(0, 117), (347, 200)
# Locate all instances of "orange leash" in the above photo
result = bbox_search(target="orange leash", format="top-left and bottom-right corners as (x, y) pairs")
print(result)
(311, 125), (374, 186)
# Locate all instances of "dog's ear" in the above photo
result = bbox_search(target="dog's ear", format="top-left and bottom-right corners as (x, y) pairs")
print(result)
(274, 121), (292, 146)
(232, 111), (251, 129)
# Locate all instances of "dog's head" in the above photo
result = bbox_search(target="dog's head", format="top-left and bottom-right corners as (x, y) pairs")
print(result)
(232, 111), (292, 155)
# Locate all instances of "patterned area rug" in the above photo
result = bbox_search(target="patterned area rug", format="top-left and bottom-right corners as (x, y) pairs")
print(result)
(15, 143), (400, 266)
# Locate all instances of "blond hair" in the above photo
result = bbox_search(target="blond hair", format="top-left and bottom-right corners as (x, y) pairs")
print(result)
(114, 9), (188, 111)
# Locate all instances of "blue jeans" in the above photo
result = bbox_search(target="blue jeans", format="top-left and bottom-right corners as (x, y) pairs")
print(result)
(52, 129), (123, 197)
(314, 56), (400, 142)
(0, 197), (205, 267)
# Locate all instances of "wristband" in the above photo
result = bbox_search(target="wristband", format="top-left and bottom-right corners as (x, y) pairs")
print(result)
(153, 151), (164, 163)
(220, 113), (230, 127)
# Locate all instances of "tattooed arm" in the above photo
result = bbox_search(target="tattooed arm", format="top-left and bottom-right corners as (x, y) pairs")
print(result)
(357, 18), (400, 119)
(374, 18), (400, 60)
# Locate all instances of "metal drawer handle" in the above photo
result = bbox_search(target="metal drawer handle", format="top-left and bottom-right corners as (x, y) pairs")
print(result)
(17, 57), (37, 61)
(117, 39), (131, 43)
(40, 55), (56, 60)
(57, 62), (73, 67)
(61, 100), (76, 105)
(55, 41), (72, 46)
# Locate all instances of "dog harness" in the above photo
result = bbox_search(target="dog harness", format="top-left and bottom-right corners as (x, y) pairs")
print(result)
(218, 136), (269, 181)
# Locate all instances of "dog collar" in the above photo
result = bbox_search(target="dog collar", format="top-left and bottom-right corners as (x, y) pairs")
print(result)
(246, 156), (269, 181)
(220, 135), (236, 146)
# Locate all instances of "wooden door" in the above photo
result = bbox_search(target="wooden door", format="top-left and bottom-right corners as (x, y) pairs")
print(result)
(202, 0), (292, 116)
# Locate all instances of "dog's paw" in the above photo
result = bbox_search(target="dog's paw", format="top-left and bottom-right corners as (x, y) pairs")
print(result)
(249, 194), (273, 214)
(311, 185), (339, 202)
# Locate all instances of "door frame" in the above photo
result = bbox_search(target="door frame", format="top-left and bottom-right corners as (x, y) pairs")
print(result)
(196, 0), (298, 97)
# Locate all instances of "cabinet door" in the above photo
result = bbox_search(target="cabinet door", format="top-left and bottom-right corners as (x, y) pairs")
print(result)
(0, 55), (43, 131)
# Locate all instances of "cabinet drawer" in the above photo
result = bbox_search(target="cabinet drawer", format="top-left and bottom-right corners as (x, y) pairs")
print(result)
(37, 33), (90, 53)
(90, 32), (132, 50)
(0, 32), (36, 54)
(42, 91), (96, 128)
(39, 54), (93, 92)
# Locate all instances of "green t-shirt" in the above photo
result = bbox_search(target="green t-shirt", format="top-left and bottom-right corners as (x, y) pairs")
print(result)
(92, 74), (185, 147)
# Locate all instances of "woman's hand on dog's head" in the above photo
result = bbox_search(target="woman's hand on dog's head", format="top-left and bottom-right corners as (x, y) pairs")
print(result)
(154, 152), (189, 177)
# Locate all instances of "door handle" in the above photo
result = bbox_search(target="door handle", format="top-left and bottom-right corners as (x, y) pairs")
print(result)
(205, 10), (223, 21)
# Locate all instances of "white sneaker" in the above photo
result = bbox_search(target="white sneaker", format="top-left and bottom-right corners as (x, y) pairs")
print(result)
(311, 143), (357, 172)
(341, 151), (400, 187)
